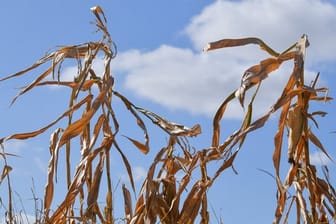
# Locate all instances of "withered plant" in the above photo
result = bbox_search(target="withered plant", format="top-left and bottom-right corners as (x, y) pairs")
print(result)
(0, 6), (335, 224)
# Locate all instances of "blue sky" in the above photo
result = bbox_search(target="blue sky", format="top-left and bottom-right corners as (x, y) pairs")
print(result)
(0, 0), (336, 223)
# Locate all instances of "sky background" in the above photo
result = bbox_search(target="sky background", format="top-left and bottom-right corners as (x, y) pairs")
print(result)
(0, 0), (336, 223)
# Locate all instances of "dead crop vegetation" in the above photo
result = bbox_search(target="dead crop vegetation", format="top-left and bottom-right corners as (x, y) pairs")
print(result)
(0, 6), (335, 224)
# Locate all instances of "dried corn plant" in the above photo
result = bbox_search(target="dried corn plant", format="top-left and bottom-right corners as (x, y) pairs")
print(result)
(0, 5), (335, 224)
(203, 35), (335, 223)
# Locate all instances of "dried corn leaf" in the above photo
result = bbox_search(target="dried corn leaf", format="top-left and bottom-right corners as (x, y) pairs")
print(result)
(178, 182), (205, 224)
(91, 6), (107, 26)
(10, 67), (53, 105)
(287, 106), (303, 162)
(44, 128), (63, 216)
(308, 130), (333, 163)
(0, 94), (92, 144)
(204, 37), (280, 57)
(122, 183), (133, 222)
(114, 141), (136, 193)
(0, 53), (54, 82)
(212, 91), (236, 148)
(37, 79), (100, 91)
(57, 91), (106, 149)
(131, 194), (146, 224)
(238, 83), (260, 148)
(123, 135), (149, 154)
(211, 151), (238, 183)
(136, 106), (201, 137)
(0, 165), (12, 185)
(49, 146), (104, 223)
(294, 181), (311, 223)
(236, 54), (294, 107)
(87, 152), (105, 211)
(113, 91), (150, 152)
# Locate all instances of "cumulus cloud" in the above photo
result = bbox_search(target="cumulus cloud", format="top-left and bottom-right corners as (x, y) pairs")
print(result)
(114, 45), (312, 118)
(62, 0), (336, 118)
(112, 0), (336, 118)
(185, 0), (336, 63)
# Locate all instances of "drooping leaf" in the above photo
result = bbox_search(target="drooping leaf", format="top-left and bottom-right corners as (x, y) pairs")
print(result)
(273, 101), (290, 174)
(287, 106), (303, 162)
(113, 91), (150, 153)
(10, 67), (53, 105)
(308, 130), (334, 163)
(122, 183), (133, 222)
(87, 152), (105, 211)
(135, 105), (201, 137)
(0, 94), (92, 144)
(114, 141), (136, 193)
(212, 90), (236, 148)
(236, 53), (294, 107)
(0, 165), (12, 186)
(178, 181), (205, 224)
(203, 37), (280, 57)
(44, 128), (63, 217)
(57, 91), (106, 149)
(123, 135), (149, 154)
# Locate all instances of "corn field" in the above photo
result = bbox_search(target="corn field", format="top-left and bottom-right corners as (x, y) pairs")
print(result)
(0, 6), (335, 224)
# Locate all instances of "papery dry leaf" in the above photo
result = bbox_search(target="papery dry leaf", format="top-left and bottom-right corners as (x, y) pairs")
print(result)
(87, 152), (105, 211)
(131, 194), (145, 224)
(57, 91), (106, 149)
(113, 91), (150, 153)
(44, 128), (63, 217)
(294, 181), (310, 223)
(0, 165), (12, 185)
(235, 54), (294, 107)
(49, 145), (105, 223)
(135, 106), (201, 137)
(273, 102), (290, 174)
(10, 67), (53, 105)
(114, 141), (136, 193)
(37, 79), (100, 91)
(91, 5), (107, 26)
(122, 184), (133, 222)
(203, 37), (280, 57)
(212, 91), (236, 148)
(123, 135), (149, 154)
(287, 106), (303, 163)
(211, 151), (238, 183)
(0, 53), (54, 82)
(0, 94), (92, 144)
(308, 130), (334, 163)
(178, 182), (205, 224)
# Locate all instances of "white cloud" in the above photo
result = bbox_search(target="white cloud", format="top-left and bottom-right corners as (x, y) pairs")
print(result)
(185, 0), (336, 63)
(59, 0), (335, 118)
(111, 0), (335, 118)
(310, 151), (333, 166)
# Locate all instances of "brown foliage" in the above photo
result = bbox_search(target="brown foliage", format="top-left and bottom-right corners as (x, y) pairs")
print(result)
(0, 6), (335, 224)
